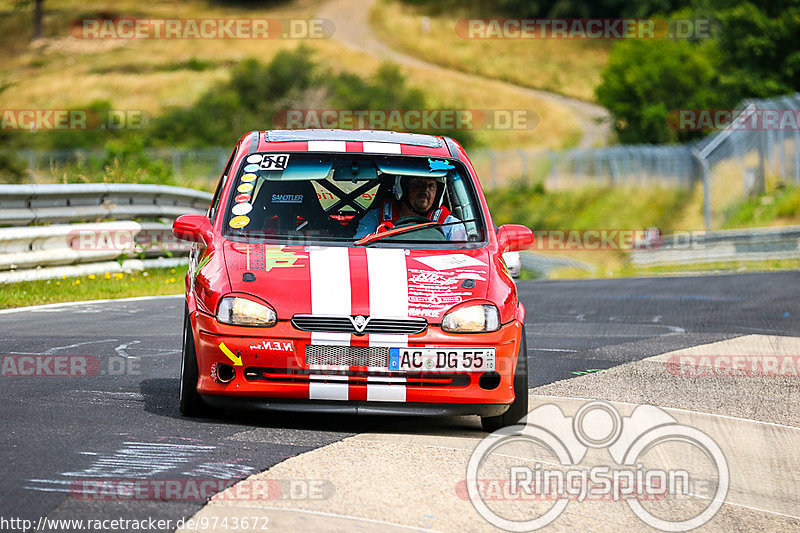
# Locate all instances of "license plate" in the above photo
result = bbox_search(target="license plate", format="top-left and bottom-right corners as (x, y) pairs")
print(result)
(388, 348), (496, 372)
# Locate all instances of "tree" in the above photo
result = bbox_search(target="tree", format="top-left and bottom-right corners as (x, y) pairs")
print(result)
(596, 38), (720, 143)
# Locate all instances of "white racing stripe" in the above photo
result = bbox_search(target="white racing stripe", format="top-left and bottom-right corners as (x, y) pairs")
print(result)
(366, 375), (406, 402)
(308, 140), (347, 152)
(363, 142), (401, 154)
(309, 247), (352, 400)
(309, 247), (351, 317)
(308, 374), (349, 401)
(366, 249), (408, 318)
(310, 332), (351, 346)
(366, 249), (410, 401)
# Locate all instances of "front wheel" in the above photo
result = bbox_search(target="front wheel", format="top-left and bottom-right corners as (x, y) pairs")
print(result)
(481, 329), (528, 432)
(180, 306), (206, 417)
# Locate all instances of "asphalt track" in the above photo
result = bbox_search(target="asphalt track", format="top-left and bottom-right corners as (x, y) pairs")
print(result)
(0, 271), (798, 532)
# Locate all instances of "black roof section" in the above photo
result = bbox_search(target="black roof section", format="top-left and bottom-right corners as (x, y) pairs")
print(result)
(263, 129), (444, 148)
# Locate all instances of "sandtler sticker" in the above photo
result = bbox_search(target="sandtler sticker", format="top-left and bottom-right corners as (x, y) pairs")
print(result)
(240, 173), (257, 182)
(237, 182), (254, 193)
(246, 154), (263, 163)
(229, 215), (250, 229)
(232, 203), (253, 216)
(271, 194), (303, 204)
(259, 154), (290, 171)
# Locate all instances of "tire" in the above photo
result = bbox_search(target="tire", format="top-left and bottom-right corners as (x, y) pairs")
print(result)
(481, 330), (528, 432)
(179, 306), (206, 417)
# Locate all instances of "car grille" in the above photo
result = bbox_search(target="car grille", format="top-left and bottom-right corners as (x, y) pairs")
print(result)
(291, 315), (427, 335)
(243, 367), (469, 388)
(305, 345), (388, 368)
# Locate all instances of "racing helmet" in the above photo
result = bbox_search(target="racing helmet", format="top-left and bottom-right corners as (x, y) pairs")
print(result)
(393, 175), (447, 213)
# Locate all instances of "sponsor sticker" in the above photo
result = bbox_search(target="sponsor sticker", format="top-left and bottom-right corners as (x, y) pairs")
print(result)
(250, 340), (294, 352)
(237, 182), (254, 193)
(231, 203), (253, 216)
(243, 164), (259, 172)
(260, 154), (290, 171)
(272, 194), (303, 204)
(429, 158), (455, 171)
(415, 254), (486, 271)
(246, 154), (263, 163)
(229, 215), (251, 229)
(234, 193), (251, 203)
(240, 173), (257, 182)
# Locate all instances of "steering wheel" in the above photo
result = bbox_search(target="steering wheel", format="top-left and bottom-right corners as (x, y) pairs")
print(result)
(392, 215), (446, 239)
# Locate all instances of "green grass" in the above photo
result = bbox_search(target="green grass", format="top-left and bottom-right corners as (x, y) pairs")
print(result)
(0, 266), (185, 309)
(486, 182), (691, 233)
(628, 258), (800, 277)
(537, 256), (800, 280)
(723, 184), (800, 228)
(370, 0), (610, 102)
(499, 180), (800, 280)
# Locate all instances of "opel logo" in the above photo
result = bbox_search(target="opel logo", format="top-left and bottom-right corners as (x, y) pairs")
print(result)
(349, 315), (370, 334)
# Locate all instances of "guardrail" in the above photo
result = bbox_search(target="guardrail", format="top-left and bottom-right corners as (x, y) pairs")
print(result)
(0, 184), (211, 282)
(0, 183), (212, 226)
(630, 226), (800, 266)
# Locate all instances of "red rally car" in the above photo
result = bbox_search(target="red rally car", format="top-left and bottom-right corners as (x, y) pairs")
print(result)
(173, 129), (534, 431)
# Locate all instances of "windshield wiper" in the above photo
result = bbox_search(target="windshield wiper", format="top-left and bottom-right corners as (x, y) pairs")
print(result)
(354, 221), (438, 246)
(353, 218), (479, 246)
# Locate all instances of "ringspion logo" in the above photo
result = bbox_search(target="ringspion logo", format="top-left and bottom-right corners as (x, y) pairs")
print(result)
(466, 401), (728, 531)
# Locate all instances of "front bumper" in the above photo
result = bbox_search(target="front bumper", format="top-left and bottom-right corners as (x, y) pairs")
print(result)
(191, 311), (523, 415)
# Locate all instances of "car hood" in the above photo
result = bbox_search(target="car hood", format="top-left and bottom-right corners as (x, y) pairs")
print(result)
(222, 241), (492, 322)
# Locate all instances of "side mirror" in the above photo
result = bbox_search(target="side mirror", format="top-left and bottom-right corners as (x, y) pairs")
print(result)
(497, 224), (534, 253)
(173, 214), (213, 245)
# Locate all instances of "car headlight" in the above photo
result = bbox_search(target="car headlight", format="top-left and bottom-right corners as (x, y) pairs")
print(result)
(217, 296), (277, 327)
(442, 304), (500, 333)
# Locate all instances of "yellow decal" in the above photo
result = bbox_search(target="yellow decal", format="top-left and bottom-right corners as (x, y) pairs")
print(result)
(229, 215), (250, 229)
(218, 342), (242, 366)
(240, 173), (257, 182)
(237, 182), (254, 193)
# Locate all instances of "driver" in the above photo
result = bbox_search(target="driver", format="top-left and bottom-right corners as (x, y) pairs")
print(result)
(354, 175), (467, 240)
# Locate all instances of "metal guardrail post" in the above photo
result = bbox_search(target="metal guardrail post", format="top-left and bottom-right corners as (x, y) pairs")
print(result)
(795, 128), (800, 185)
(692, 148), (711, 231)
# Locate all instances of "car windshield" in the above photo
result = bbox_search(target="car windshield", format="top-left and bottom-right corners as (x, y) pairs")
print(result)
(222, 152), (487, 248)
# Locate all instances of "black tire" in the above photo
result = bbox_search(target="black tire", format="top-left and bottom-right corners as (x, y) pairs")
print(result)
(180, 306), (206, 417)
(481, 330), (529, 432)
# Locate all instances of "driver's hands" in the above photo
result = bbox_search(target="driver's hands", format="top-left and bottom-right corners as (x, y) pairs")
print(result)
(375, 221), (395, 234)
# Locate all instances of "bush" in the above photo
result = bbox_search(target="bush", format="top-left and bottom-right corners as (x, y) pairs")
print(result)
(150, 47), (476, 148)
